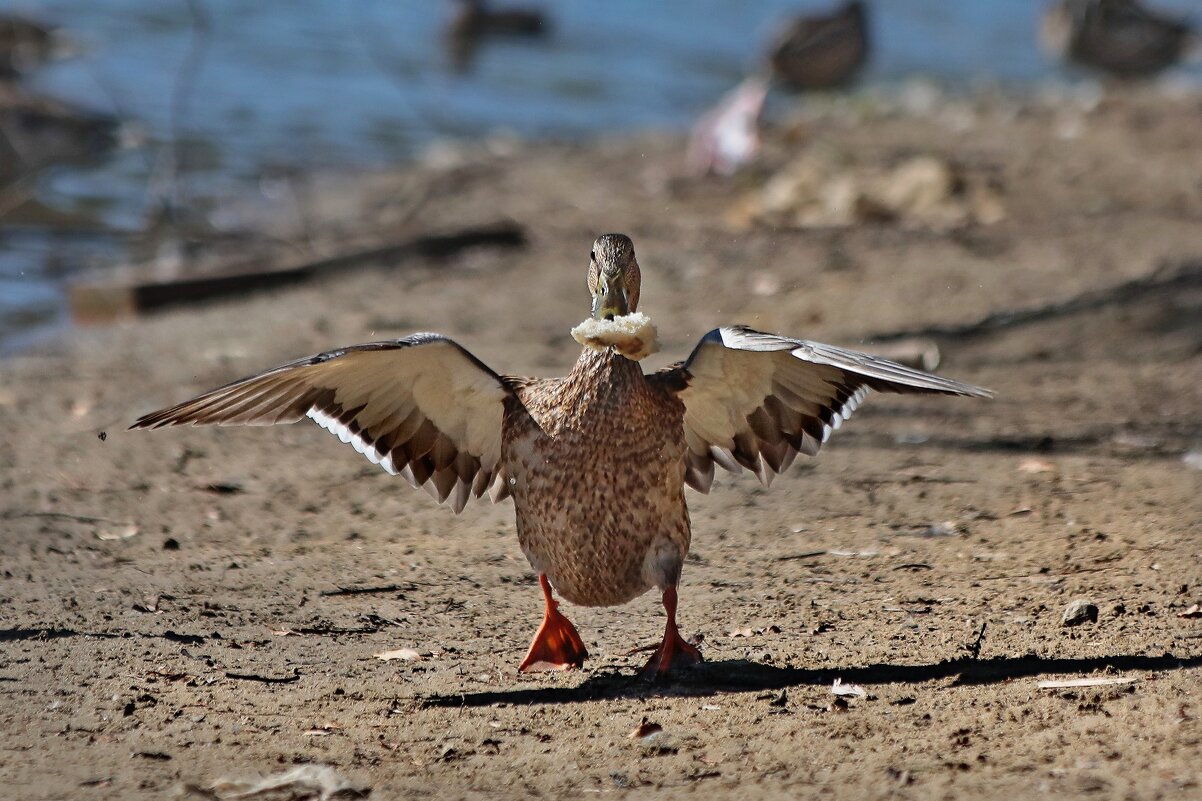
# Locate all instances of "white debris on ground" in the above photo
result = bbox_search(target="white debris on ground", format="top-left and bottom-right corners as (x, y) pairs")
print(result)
(731, 150), (1005, 231)
(686, 76), (770, 176)
(374, 647), (422, 661)
(184, 765), (369, 800)
(831, 678), (867, 697)
(1037, 677), (1136, 690)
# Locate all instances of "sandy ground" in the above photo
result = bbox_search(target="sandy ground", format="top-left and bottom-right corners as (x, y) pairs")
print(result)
(2, 87), (1201, 800)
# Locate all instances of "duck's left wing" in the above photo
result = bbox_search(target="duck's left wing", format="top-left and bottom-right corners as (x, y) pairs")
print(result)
(649, 326), (992, 493)
(130, 333), (515, 513)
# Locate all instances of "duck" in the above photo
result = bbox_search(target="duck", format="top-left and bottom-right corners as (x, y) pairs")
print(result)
(0, 14), (61, 78)
(444, 0), (549, 71)
(1040, 0), (1197, 78)
(686, 1), (869, 175)
(130, 233), (990, 678)
(0, 83), (120, 187)
(768, 1), (870, 92)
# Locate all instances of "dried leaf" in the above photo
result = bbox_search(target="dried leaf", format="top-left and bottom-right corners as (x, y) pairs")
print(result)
(628, 720), (663, 739)
(96, 524), (139, 541)
(374, 647), (422, 662)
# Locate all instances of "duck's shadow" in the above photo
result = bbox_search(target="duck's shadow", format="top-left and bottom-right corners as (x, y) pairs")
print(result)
(420, 651), (1202, 707)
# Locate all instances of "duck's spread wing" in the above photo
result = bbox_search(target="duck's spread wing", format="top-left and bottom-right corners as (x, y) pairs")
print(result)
(650, 326), (992, 493)
(130, 333), (514, 513)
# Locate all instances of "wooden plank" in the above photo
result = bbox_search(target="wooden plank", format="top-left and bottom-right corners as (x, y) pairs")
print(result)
(70, 221), (527, 324)
(1037, 677), (1135, 690)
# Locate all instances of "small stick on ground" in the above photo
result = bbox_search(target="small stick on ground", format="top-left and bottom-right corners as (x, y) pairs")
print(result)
(319, 584), (408, 597)
(966, 621), (987, 660)
(224, 670), (301, 684)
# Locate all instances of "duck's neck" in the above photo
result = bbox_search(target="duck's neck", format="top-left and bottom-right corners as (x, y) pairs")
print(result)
(530, 347), (647, 433)
(567, 346), (645, 393)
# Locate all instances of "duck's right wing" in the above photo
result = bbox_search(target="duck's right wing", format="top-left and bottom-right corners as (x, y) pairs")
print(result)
(650, 326), (992, 493)
(130, 333), (516, 512)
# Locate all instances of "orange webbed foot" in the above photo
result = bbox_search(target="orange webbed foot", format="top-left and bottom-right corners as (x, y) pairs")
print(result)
(639, 585), (703, 680)
(640, 629), (703, 679)
(519, 575), (589, 672)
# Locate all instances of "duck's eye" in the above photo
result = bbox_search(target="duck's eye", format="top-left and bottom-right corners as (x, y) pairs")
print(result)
(590, 250), (596, 261)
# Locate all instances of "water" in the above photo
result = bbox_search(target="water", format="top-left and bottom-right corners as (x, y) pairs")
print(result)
(3, 0), (1200, 350)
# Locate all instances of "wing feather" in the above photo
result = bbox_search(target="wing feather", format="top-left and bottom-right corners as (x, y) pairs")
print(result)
(650, 326), (991, 493)
(130, 333), (515, 513)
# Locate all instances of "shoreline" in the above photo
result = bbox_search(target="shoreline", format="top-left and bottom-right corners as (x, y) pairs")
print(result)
(5, 76), (1192, 359)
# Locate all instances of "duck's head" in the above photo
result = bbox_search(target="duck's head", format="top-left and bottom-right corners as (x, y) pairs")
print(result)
(573, 234), (657, 360)
(587, 233), (641, 320)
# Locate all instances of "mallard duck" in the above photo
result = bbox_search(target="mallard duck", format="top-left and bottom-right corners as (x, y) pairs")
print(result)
(131, 233), (990, 678)
(768, 1), (869, 92)
(1040, 0), (1196, 78)
(0, 84), (119, 186)
(444, 0), (548, 71)
(0, 14), (59, 78)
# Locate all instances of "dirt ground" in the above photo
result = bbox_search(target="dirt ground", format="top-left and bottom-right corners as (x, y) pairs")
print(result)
(2, 87), (1201, 800)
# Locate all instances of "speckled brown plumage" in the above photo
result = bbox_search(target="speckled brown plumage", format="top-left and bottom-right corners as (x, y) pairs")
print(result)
(129, 232), (992, 678)
(505, 347), (689, 608)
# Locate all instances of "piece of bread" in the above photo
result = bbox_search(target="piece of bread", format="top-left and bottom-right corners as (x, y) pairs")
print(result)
(570, 312), (659, 361)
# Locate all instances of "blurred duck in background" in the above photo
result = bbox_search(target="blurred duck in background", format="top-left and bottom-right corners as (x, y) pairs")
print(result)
(0, 82), (120, 189)
(0, 14), (65, 79)
(1040, 0), (1198, 78)
(688, 2), (871, 176)
(768, 1), (870, 92)
(444, 0), (550, 72)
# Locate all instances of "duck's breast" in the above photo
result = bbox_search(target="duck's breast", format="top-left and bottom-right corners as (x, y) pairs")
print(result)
(502, 365), (690, 607)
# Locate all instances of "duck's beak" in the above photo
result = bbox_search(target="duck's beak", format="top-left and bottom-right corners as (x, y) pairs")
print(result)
(592, 275), (629, 321)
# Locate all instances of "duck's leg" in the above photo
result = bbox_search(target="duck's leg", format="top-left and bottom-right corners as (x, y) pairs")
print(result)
(641, 585), (703, 678)
(518, 574), (589, 672)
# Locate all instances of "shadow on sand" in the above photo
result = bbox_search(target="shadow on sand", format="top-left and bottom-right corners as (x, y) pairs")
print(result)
(420, 651), (1202, 708)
